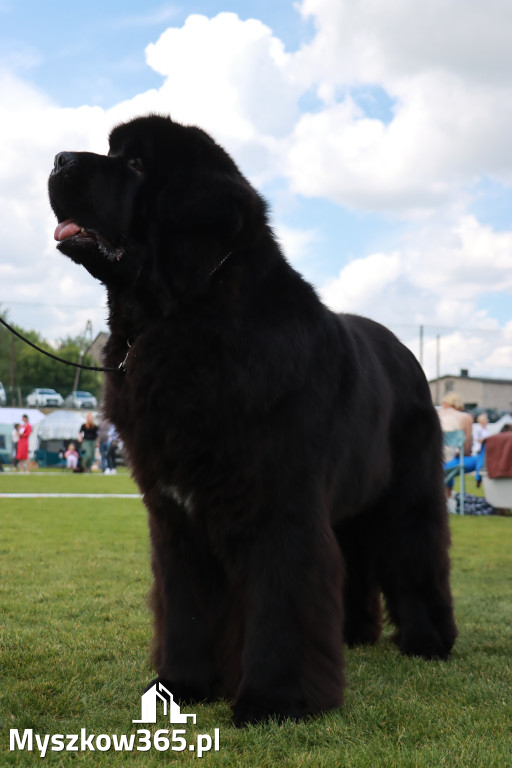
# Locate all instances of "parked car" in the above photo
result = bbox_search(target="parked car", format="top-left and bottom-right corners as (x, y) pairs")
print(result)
(26, 388), (64, 408)
(0, 382), (6, 406)
(64, 390), (98, 409)
(468, 406), (500, 423)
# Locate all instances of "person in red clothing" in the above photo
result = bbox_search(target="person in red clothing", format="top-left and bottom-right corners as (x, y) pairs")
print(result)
(17, 414), (32, 473)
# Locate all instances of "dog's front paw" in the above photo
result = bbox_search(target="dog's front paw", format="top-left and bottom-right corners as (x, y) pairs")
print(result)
(144, 676), (215, 704)
(394, 629), (453, 661)
(232, 694), (310, 728)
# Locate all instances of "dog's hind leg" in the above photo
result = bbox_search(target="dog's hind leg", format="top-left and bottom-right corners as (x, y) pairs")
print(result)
(334, 516), (383, 647)
(376, 472), (458, 661)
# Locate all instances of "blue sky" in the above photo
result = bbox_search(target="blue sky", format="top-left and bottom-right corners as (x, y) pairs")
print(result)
(1, 0), (512, 382)
(0, 1), (311, 106)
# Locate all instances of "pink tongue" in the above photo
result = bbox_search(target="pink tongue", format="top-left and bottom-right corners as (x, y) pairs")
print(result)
(54, 219), (81, 241)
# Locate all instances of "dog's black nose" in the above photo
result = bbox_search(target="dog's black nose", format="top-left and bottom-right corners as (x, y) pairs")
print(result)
(53, 151), (76, 173)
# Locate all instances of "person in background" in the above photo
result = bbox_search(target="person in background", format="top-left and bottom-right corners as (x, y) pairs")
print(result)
(64, 442), (79, 470)
(12, 423), (19, 468)
(78, 412), (98, 472)
(438, 392), (474, 459)
(106, 423), (119, 475)
(438, 392), (477, 506)
(473, 412), (490, 455)
(16, 414), (32, 473)
(98, 417), (113, 474)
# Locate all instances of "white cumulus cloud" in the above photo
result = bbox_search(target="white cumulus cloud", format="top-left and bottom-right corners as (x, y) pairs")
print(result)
(0, 2), (511, 381)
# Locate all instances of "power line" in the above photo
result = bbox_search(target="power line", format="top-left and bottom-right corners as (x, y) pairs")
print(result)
(2, 301), (509, 336)
(0, 300), (105, 310)
(382, 321), (510, 337)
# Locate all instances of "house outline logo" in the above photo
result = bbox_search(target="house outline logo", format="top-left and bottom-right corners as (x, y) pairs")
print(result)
(133, 682), (197, 725)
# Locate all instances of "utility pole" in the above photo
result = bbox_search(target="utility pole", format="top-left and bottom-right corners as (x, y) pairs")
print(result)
(435, 334), (441, 405)
(10, 334), (15, 405)
(419, 324), (424, 367)
(72, 320), (93, 392)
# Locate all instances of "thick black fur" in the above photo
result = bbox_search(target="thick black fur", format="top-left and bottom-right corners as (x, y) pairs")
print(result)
(48, 114), (457, 726)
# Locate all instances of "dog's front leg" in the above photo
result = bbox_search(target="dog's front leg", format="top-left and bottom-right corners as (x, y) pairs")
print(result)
(233, 513), (345, 727)
(146, 502), (220, 703)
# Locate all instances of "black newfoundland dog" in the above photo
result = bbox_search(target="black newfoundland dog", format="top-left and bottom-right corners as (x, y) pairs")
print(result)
(48, 114), (456, 726)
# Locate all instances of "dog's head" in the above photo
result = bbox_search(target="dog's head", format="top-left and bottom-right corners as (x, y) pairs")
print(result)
(48, 114), (266, 292)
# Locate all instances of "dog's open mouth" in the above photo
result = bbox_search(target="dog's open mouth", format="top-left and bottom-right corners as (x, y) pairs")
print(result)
(54, 219), (124, 262)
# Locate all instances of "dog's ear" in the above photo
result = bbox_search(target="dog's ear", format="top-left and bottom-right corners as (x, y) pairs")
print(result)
(158, 170), (265, 240)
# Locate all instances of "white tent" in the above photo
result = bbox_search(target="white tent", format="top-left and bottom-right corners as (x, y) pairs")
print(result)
(33, 410), (100, 467)
(36, 409), (99, 440)
(0, 407), (45, 426)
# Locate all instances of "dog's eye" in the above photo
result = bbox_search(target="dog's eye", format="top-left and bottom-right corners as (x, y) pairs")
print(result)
(128, 158), (144, 174)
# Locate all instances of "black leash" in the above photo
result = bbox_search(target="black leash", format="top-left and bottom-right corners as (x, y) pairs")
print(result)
(0, 315), (121, 373)
(0, 251), (234, 374)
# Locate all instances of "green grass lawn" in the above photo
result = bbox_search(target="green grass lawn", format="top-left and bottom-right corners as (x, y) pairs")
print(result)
(1, 471), (511, 766)
(0, 466), (138, 495)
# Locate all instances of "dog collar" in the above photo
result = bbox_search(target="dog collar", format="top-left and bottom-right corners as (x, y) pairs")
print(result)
(209, 251), (233, 279)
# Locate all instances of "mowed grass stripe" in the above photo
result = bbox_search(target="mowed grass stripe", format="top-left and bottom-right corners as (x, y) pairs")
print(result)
(0, 493), (141, 498)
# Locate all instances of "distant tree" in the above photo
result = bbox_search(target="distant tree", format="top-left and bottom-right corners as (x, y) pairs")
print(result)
(0, 309), (11, 387)
(53, 336), (103, 397)
(0, 308), (103, 405)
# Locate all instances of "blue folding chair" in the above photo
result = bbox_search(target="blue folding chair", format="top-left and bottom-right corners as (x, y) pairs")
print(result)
(444, 430), (466, 515)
